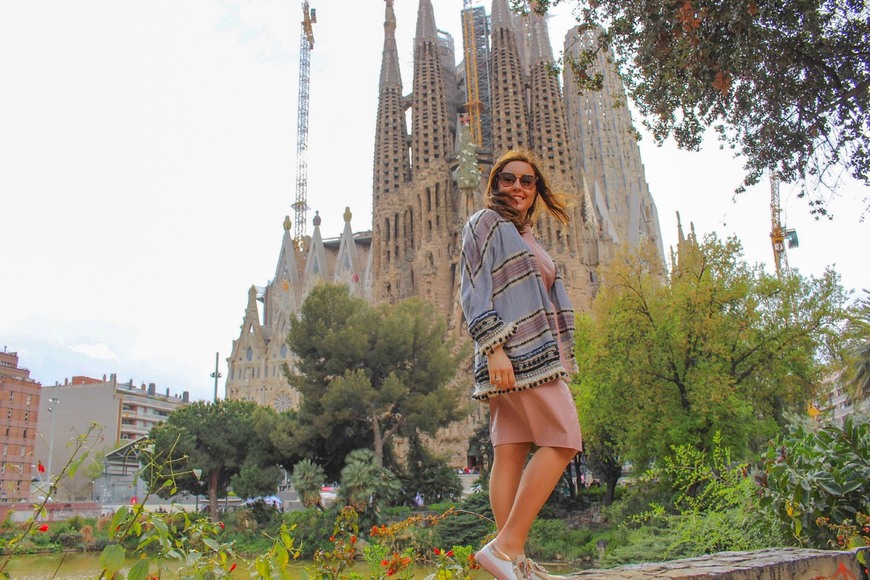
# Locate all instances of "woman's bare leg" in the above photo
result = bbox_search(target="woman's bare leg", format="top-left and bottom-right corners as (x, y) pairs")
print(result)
(489, 442), (531, 532)
(494, 446), (577, 559)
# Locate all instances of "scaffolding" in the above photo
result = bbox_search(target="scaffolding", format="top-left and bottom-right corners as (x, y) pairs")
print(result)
(460, 3), (491, 149)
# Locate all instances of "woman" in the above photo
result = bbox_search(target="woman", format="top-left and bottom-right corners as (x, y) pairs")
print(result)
(460, 150), (582, 580)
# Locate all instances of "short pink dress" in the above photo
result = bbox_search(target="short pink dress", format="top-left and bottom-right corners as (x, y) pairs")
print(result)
(488, 228), (583, 452)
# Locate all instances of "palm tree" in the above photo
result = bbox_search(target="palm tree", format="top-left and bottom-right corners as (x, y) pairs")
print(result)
(291, 459), (326, 509)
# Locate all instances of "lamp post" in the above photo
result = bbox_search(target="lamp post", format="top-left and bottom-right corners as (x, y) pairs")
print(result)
(47, 397), (60, 484)
(210, 352), (222, 403)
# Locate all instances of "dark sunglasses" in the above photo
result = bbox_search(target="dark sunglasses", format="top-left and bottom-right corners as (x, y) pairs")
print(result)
(497, 172), (537, 190)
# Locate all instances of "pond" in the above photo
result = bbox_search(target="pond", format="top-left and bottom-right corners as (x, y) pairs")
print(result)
(2, 552), (515, 578)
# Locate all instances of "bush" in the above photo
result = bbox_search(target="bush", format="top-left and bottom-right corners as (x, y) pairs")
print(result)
(526, 519), (595, 561)
(434, 491), (493, 549)
(757, 417), (870, 548)
(57, 532), (84, 549)
(283, 507), (338, 559)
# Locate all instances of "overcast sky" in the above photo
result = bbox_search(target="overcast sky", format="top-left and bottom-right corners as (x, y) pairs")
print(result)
(1, 0), (866, 403)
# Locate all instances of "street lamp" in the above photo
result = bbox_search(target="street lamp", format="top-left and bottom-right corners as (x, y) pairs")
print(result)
(47, 397), (60, 483)
(210, 352), (222, 403)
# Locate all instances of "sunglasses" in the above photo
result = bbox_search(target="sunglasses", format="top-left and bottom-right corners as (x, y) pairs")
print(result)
(497, 172), (538, 190)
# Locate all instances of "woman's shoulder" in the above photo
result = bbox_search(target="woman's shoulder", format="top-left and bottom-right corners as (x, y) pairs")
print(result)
(468, 208), (509, 232)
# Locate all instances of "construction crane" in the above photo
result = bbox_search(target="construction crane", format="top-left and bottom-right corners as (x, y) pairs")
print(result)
(461, 0), (483, 145)
(292, 1), (316, 246)
(769, 171), (799, 277)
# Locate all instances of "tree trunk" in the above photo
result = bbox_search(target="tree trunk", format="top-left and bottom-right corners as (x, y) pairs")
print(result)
(601, 465), (622, 506)
(371, 416), (384, 468)
(208, 469), (219, 519)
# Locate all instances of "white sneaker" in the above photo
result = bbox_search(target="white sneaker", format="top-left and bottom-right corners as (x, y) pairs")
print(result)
(519, 557), (567, 580)
(475, 539), (528, 580)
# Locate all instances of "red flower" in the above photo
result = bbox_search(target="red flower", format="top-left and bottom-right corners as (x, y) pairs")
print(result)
(446, 550), (454, 557)
(229, 563), (237, 572)
(38, 524), (49, 532)
(37, 461), (45, 474)
(381, 559), (389, 566)
(387, 571), (395, 576)
(218, 521), (225, 530)
(350, 535), (357, 544)
(371, 525), (380, 536)
(434, 547), (441, 555)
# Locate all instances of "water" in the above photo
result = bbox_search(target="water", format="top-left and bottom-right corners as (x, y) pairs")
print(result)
(2, 552), (505, 579)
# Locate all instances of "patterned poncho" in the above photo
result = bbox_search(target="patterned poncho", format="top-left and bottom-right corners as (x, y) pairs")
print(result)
(459, 208), (577, 400)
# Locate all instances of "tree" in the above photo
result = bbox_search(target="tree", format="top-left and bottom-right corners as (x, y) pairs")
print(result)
(574, 235), (850, 480)
(291, 458), (327, 509)
(846, 290), (870, 399)
(338, 448), (402, 518)
(286, 284), (467, 475)
(535, 0), (869, 216)
(146, 400), (283, 517)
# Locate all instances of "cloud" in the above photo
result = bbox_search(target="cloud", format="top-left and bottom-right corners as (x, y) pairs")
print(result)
(69, 343), (119, 361)
(215, 0), (295, 64)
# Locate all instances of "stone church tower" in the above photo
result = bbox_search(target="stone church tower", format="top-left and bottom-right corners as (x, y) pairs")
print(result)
(225, 0), (664, 438)
(371, 0), (612, 323)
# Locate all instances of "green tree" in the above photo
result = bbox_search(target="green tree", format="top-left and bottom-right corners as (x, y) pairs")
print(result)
(574, 235), (850, 483)
(846, 290), (870, 399)
(146, 400), (283, 517)
(535, 0), (869, 215)
(339, 448), (402, 518)
(287, 284), (466, 475)
(292, 458), (327, 509)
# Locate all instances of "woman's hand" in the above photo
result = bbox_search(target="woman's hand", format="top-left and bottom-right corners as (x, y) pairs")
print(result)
(487, 345), (515, 389)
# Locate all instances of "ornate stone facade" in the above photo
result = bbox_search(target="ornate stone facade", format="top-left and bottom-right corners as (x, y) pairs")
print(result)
(225, 2), (664, 461)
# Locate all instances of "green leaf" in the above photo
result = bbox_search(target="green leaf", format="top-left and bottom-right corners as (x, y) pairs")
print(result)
(127, 559), (150, 580)
(100, 544), (126, 574)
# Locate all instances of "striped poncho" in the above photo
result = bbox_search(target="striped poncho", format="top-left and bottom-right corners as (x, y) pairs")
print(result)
(459, 208), (577, 400)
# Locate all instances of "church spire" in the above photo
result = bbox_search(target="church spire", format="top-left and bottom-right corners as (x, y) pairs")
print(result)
(489, 0), (529, 153)
(380, 0), (402, 90)
(410, 0), (451, 170)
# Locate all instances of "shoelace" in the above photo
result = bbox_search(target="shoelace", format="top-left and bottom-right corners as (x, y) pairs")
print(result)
(520, 557), (560, 579)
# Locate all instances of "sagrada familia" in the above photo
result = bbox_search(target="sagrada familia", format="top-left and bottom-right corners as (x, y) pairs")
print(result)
(224, 0), (663, 459)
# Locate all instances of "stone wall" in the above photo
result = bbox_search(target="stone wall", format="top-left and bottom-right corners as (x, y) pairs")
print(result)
(567, 547), (869, 579)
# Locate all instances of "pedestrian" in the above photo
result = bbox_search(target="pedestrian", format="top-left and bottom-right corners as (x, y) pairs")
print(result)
(460, 149), (582, 579)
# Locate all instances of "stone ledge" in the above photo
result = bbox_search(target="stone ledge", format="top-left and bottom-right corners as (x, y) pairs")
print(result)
(567, 547), (868, 579)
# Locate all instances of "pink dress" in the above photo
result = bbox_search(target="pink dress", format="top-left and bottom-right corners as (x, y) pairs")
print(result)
(488, 228), (583, 452)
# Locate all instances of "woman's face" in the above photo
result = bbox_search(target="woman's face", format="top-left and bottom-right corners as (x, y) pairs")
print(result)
(496, 160), (538, 222)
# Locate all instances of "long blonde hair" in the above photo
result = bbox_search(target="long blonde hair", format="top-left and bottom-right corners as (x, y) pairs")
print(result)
(483, 149), (571, 231)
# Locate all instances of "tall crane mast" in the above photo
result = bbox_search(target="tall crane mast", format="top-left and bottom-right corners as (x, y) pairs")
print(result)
(292, 2), (316, 246)
(769, 171), (799, 277)
(462, 0), (483, 145)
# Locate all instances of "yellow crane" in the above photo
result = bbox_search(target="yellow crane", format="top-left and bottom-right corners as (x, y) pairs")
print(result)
(292, 2), (316, 245)
(769, 171), (799, 277)
(462, 0), (483, 145)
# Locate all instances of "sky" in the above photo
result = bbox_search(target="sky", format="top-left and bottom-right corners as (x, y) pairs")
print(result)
(1, 0), (866, 403)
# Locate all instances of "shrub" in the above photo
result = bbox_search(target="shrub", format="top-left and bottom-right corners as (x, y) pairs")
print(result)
(57, 532), (84, 549)
(434, 491), (493, 549)
(283, 507), (337, 559)
(526, 519), (595, 561)
(757, 417), (870, 548)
